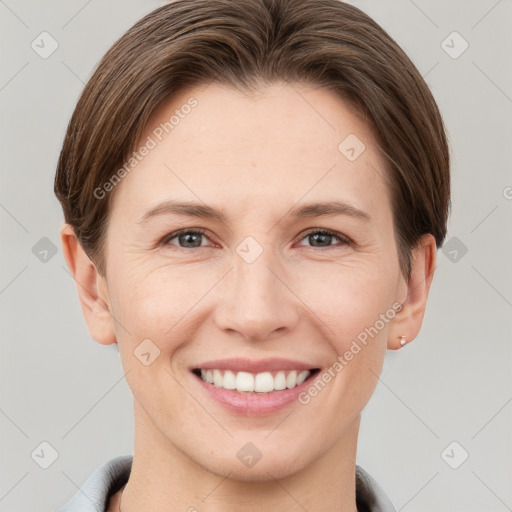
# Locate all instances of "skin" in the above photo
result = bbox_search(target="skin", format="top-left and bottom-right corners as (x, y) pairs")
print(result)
(61, 81), (436, 512)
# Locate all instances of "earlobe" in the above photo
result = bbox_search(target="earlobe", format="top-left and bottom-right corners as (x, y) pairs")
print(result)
(388, 234), (437, 350)
(60, 223), (117, 346)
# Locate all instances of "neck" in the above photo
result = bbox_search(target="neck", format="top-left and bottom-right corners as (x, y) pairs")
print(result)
(119, 401), (360, 512)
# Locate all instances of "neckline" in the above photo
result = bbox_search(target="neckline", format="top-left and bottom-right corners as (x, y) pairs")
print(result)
(94, 455), (396, 512)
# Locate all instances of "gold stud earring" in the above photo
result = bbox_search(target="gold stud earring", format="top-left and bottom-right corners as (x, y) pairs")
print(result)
(400, 336), (406, 347)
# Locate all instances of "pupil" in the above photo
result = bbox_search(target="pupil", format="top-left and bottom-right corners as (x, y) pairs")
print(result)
(181, 233), (200, 247)
(311, 233), (330, 246)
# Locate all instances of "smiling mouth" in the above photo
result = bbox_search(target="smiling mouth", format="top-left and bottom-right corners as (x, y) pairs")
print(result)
(192, 368), (320, 393)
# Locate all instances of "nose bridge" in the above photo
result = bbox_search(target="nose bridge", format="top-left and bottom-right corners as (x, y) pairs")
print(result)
(214, 236), (299, 341)
(234, 238), (277, 303)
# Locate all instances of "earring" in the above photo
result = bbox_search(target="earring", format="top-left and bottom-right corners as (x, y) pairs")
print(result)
(400, 336), (406, 347)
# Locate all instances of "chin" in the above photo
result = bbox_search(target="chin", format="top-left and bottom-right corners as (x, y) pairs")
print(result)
(209, 456), (306, 483)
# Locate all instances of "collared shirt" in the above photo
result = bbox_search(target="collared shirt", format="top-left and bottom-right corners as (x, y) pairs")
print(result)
(55, 455), (396, 512)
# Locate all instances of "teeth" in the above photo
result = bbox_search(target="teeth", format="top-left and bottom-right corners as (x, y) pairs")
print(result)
(213, 369), (223, 387)
(255, 372), (274, 393)
(198, 369), (312, 392)
(201, 369), (214, 384)
(274, 371), (287, 390)
(236, 371), (254, 392)
(296, 370), (310, 385)
(222, 370), (236, 390)
(286, 370), (297, 389)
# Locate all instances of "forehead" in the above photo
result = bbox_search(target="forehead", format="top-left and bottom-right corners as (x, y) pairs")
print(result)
(110, 81), (390, 221)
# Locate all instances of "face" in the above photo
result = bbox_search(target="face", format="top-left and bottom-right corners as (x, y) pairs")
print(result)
(97, 82), (408, 479)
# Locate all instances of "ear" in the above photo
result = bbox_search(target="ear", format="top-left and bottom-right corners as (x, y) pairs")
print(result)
(60, 222), (116, 346)
(388, 234), (437, 349)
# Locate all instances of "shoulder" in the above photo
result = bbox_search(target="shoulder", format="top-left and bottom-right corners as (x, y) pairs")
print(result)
(355, 465), (396, 512)
(55, 455), (133, 512)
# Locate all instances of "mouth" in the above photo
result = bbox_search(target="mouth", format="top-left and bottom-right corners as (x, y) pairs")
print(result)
(189, 357), (323, 415)
(192, 367), (321, 393)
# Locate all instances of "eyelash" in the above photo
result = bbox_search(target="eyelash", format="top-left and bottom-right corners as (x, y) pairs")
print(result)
(160, 228), (352, 250)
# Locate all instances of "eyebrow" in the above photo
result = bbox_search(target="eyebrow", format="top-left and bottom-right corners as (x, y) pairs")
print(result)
(137, 199), (370, 224)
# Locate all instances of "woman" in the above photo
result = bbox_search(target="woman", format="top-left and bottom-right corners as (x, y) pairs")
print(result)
(54, 0), (450, 510)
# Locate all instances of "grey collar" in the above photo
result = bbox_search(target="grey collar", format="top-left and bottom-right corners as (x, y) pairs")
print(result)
(56, 455), (396, 512)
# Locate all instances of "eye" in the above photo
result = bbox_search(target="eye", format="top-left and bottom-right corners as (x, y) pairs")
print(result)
(296, 228), (351, 248)
(161, 228), (211, 249)
(160, 227), (351, 250)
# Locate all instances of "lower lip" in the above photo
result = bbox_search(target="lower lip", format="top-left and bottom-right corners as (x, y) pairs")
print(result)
(192, 371), (320, 416)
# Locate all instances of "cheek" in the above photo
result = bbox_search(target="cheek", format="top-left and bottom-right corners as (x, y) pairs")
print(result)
(109, 263), (206, 340)
(291, 259), (399, 348)
(290, 264), (397, 424)
(109, 251), (399, 354)
(107, 263), (227, 395)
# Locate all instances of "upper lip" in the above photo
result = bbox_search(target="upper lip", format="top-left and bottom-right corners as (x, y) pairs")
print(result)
(191, 358), (318, 374)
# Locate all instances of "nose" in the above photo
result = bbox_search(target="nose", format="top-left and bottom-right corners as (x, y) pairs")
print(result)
(213, 244), (300, 342)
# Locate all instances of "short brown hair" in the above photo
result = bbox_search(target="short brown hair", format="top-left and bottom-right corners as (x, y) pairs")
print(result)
(54, 0), (450, 278)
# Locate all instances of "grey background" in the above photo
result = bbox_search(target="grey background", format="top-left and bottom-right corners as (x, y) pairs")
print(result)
(1, 0), (511, 511)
